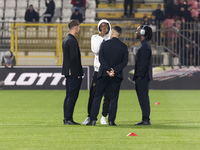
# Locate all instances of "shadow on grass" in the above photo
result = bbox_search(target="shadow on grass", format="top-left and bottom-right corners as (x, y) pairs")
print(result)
(89, 121), (200, 130)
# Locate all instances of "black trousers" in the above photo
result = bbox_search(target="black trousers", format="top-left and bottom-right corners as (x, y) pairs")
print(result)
(135, 77), (150, 121)
(90, 76), (122, 122)
(63, 76), (82, 121)
(124, 0), (133, 16)
(43, 16), (52, 23)
(87, 72), (110, 117)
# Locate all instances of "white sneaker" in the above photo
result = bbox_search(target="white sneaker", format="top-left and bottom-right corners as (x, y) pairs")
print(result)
(82, 117), (90, 124)
(100, 116), (107, 125)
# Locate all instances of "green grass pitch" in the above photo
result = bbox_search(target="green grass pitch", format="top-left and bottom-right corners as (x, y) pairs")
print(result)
(0, 90), (200, 149)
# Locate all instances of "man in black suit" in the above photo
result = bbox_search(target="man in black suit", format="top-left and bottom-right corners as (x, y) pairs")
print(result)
(133, 25), (153, 125)
(87, 26), (128, 126)
(43, 0), (55, 23)
(62, 20), (83, 125)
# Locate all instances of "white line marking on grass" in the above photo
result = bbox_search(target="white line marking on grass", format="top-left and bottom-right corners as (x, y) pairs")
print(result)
(164, 123), (200, 126)
(0, 124), (49, 126)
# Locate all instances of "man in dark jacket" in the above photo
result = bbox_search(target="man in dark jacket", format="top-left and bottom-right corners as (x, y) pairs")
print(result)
(177, 0), (187, 18)
(24, 5), (39, 22)
(184, 4), (194, 22)
(62, 20), (83, 125)
(70, 9), (83, 23)
(71, 0), (84, 15)
(133, 25), (153, 125)
(87, 26), (128, 126)
(44, 0), (55, 23)
(153, 4), (165, 22)
(164, 0), (174, 18)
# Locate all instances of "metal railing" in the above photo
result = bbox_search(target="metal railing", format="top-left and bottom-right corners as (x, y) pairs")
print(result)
(129, 21), (200, 66)
(0, 21), (199, 66)
(8, 21), (135, 65)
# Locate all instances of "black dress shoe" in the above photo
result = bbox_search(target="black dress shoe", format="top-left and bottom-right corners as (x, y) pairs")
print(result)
(109, 121), (116, 126)
(86, 120), (96, 126)
(134, 121), (151, 125)
(63, 119), (81, 125)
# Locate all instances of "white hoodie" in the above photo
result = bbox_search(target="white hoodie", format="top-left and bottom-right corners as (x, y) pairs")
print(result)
(91, 19), (111, 72)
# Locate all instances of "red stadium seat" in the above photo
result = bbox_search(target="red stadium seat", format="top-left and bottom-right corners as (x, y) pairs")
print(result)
(190, 9), (198, 17)
(188, 0), (199, 9)
(164, 19), (175, 29)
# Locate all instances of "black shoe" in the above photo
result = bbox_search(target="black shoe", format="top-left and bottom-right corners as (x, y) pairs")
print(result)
(134, 121), (151, 125)
(109, 121), (116, 126)
(86, 120), (96, 126)
(121, 15), (127, 18)
(63, 119), (81, 125)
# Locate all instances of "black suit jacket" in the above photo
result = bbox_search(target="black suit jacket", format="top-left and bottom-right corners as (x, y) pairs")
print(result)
(62, 34), (83, 77)
(133, 39), (153, 81)
(98, 37), (128, 79)
(24, 9), (39, 22)
(45, 0), (55, 17)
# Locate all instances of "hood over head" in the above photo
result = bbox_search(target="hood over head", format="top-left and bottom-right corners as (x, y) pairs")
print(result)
(97, 19), (111, 35)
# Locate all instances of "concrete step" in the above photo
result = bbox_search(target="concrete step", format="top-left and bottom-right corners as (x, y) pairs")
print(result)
(98, 0), (163, 4)
(98, 3), (164, 9)
(96, 8), (160, 13)
(97, 12), (151, 18)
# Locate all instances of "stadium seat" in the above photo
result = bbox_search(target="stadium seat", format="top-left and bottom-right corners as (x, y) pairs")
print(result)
(62, 0), (72, 8)
(18, 0), (28, 9)
(55, 0), (62, 8)
(191, 9), (198, 17)
(16, 8), (26, 22)
(39, 0), (46, 9)
(86, 1), (96, 9)
(62, 9), (72, 18)
(29, 0), (39, 10)
(188, 0), (198, 9)
(85, 9), (95, 22)
(164, 19), (175, 29)
(62, 17), (70, 23)
(4, 9), (15, 19)
(0, 0), (4, 8)
(5, 0), (16, 9)
(0, 9), (3, 20)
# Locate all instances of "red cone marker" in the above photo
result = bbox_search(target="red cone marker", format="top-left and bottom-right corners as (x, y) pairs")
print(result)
(127, 133), (138, 136)
(155, 102), (161, 105)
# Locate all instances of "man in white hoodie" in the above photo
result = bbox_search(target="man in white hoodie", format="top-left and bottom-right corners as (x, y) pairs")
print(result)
(82, 19), (112, 125)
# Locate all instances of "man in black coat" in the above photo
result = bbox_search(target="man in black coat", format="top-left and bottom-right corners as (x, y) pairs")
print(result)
(24, 5), (39, 22)
(87, 26), (128, 126)
(70, 9), (83, 23)
(62, 20), (83, 125)
(153, 4), (165, 22)
(177, 0), (187, 18)
(44, 0), (55, 23)
(133, 25), (153, 125)
(164, 0), (174, 18)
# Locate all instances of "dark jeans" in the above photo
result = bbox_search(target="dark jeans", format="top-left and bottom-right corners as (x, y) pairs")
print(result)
(135, 76), (150, 121)
(87, 72), (110, 117)
(43, 16), (52, 23)
(124, 0), (133, 16)
(63, 76), (82, 120)
(90, 76), (122, 122)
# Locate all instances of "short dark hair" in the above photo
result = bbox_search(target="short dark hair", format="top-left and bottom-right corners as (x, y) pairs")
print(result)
(68, 20), (80, 30)
(75, 9), (79, 12)
(140, 25), (152, 41)
(113, 26), (122, 36)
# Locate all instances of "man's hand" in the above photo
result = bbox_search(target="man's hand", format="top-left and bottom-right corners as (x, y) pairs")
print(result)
(100, 28), (108, 37)
(106, 69), (115, 77)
